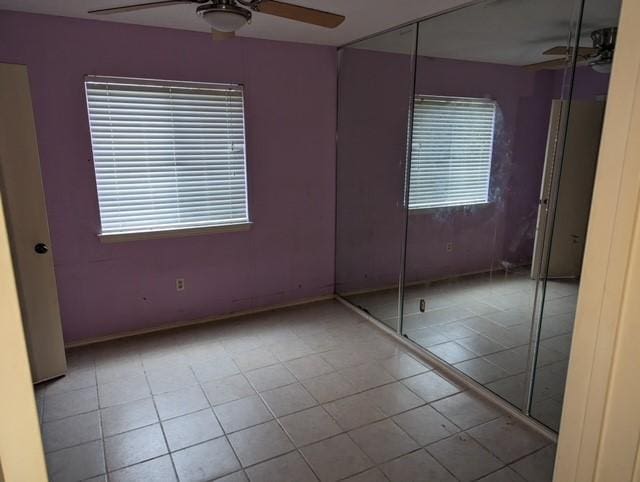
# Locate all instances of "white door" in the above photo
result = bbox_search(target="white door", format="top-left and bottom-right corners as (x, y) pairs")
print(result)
(532, 99), (605, 279)
(0, 63), (66, 383)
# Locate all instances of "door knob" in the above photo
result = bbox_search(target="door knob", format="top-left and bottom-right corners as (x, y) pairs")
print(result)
(34, 243), (48, 254)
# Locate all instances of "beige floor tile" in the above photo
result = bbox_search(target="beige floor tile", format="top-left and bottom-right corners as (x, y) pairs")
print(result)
(285, 354), (335, 381)
(301, 372), (358, 404)
(44, 386), (99, 422)
(279, 406), (342, 446)
(104, 424), (167, 471)
(98, 374), (150, 408)
(42, 411), (101, 453)
(95, 359), (145, 386)
(427, 433), (503, 481)
(301, 434), (372, 482)
(269, 339), (316, 362)
(43, 368), (96, 396)
(172, 437), (241, 482)
(378, 353), (430, 379)
(201, 374), (255, 406)
(431, 391), (502, 430)
(215, 471), (248, 482)
(343, 468), (389, 482)
(402, 371), (462, 403)
(381, 449), (456, 482)
(153, 385), (209, 420)
(338, 362), (395, 392)
(323, 393), (386, 431)
(46, 440), (105, 482)
(245, 451), (317, 482)
(392, 405), (459, 446)
(365, 382), (425, 416)
(261, 382), (317, 417)
(191, 356), (240, 383)
(162, 409), (223, 451)
(320, 348), (371, 371)
(510, 444), (556, 481)
(214, 395), (273, 433)
(109, 455), (177, 482)
(232, 347), (279, 372)
(348, 419), (419, 464)
(146, 365), (198, 395)
(227, 420), (294, 466)
(245, 364), (296, 392)
(467, 416), (549, 464)
(101, 397), (158, 437)
(477, 467), (526, 482)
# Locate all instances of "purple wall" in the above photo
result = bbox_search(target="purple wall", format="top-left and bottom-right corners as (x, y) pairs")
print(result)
(335, 50), (611, 294)
(0, 11), (337, 342)
(335, 48), (412, 294)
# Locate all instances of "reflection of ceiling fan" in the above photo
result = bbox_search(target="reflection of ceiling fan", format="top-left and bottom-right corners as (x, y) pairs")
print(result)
(526, 27), (617, 73)
(88, 0), (345, 39)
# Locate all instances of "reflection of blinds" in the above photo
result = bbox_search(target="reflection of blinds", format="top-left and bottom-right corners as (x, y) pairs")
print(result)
(409, 95), (496, 209)
(85, 76), (248, 236)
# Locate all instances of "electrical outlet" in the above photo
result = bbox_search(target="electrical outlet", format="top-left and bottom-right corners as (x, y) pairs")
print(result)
(446, 242), (454, 252)
(176, 278), (185, 291)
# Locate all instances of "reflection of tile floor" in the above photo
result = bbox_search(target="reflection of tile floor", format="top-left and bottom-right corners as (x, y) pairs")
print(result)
(346, 271), (578, 431)
(35, 300), (554, 481)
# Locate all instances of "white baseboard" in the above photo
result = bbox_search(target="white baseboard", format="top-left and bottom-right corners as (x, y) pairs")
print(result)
(65, 293), (335, 348)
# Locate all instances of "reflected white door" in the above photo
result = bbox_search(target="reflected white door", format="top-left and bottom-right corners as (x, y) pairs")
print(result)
(0, 63), (66, 382)
(532, 99), (605, 279)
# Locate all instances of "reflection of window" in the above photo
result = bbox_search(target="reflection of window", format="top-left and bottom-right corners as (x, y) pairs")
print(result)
(409, 95), (496, 209)
(85, 76), (249, 237)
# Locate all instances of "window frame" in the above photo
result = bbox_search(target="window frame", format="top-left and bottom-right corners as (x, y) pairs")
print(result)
(408, 94), (497, 212)
(84, 75), (251, 242)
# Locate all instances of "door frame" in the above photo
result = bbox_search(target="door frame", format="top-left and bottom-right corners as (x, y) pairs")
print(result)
(554, 0), (640, 479)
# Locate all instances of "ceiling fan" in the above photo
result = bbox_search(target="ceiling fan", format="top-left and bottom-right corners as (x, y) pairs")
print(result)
(525, 27), (617, 73)
(88, 0), (345, 39)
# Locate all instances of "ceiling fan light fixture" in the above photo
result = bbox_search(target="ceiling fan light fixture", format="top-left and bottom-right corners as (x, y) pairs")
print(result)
(197, 3), (251, 33)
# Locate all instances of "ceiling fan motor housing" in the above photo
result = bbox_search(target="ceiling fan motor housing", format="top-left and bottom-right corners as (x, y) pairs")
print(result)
(197, 0), (252, 32)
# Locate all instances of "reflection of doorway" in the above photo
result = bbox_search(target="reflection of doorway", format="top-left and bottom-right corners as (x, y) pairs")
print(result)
(532, 99), (605, 279)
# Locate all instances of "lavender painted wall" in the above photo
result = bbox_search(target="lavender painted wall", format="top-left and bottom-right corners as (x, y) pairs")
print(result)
(335, 48), (412, 294)
(335, 50), (611, 294)
(0, 11), (337, 342)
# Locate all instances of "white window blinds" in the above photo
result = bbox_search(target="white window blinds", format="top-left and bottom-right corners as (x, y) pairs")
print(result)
(85, 76), (249, 236)
(409, 95), (496, 209)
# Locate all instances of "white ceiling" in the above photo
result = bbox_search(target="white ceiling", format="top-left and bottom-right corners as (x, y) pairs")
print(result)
(353, 0), (621, 66)
(0, 0), (472, 47)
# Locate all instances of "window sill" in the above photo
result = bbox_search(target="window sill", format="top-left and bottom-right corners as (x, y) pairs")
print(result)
(99, 222), (252, 243)
(408, 201), (492, 215)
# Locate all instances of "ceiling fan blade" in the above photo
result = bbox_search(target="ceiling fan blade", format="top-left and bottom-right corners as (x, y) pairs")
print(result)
(543, 46), (599, 56)
(253, 0), (345, 28)
(523, 58), (570, 71)
(88, 0), (191, 15)
(211, 29), (235, 40)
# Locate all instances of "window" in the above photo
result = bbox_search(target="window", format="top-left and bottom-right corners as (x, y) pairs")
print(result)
(85, 76), (249, 238)
(409, 95), (496, 210)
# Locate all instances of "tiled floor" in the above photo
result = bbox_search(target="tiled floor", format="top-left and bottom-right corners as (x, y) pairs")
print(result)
(346, 270), (578, 431)
(35, 300), (555, 482)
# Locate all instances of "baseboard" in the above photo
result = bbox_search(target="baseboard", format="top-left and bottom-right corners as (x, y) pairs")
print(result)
(335, 294), (558, 443)
(338, 264), (530, 299)
(65, 293), (335, 348)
